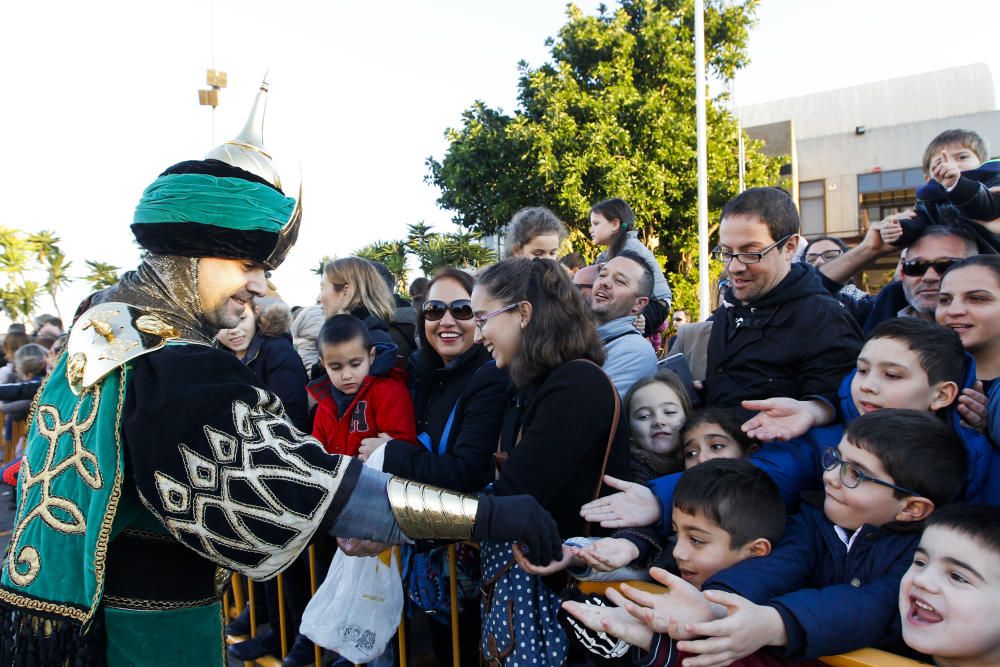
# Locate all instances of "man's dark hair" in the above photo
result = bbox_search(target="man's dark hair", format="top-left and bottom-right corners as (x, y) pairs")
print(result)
(612, 250), (654, 299)
(925, 503), (1000, 556)
(913, 224), (979, 256)
(721, 187), (799, 243)
(318, 314), (372, 351)
(673, 458), (785, 550)
(865, 318), (965, 387)
(844, 409), (967, 506)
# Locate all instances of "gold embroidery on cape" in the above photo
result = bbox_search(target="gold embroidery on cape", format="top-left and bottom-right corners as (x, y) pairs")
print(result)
(7, 386), (103, 586)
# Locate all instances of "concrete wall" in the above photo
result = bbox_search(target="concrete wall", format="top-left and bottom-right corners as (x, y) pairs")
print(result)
(796, 110), (1000, 235)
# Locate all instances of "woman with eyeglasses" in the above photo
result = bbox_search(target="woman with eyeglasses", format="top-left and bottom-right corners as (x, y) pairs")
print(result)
(357, 267), (509, 667)
(471, 257), (630, 666)
(801, 236), (868, 302)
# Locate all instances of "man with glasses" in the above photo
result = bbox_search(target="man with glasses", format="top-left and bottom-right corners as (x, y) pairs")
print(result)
(706, 187), (862, 417)
(819, 221), (978, 333)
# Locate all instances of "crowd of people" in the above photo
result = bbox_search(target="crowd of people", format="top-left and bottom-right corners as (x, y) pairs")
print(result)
(3, 119), (1000, 667)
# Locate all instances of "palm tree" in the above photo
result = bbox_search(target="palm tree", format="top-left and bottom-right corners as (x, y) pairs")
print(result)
(312, 256), (334, 276)
(405, 222), (436, 275)
(444, 230), (495, 268)
(83, 260), (120, 291)
(2, 281), (42, 324)
(23, 230), (60, 264)
(43, 250), (72, 320)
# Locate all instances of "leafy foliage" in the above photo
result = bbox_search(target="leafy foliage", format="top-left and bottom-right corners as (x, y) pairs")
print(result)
(82, 260), (121, 292)
(427, 0), (784, 316)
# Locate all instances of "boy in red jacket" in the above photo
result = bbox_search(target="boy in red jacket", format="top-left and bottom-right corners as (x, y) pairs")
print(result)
(308, 314), (416, 456)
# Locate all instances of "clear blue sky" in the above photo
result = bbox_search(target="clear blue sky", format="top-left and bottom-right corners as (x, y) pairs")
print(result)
(2, 0), (998, 319)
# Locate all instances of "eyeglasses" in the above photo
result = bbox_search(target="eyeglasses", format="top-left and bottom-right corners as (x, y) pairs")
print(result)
(805, 249), (843, 263)
(822, 447), (918, 496)
(900, 258), (962, 277)
(422, 299), (474, 321)
(712, 236), (792, 265)
(474, 303), (520, 331)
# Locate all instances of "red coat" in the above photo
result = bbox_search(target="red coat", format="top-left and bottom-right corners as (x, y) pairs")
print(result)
(308, 366), (417, 457)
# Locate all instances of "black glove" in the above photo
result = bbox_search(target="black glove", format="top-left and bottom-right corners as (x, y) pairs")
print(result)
(472, 494), (562, 566)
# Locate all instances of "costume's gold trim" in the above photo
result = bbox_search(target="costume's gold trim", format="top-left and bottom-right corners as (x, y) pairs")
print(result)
(0, 586), (88, 623)
(8, 386), (103, 586)
(102, 593), (221, 611)
(87, 367), (126, 627)
(386, 477), (478, 541)
(66, 303), (178, 395)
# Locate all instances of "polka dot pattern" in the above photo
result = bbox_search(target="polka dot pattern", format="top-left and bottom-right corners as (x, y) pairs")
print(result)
(479, 541), (568, 666)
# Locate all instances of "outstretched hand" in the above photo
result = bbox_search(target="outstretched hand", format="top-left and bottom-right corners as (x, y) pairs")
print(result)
(676, 590), (787, 667)
(614, 568), (714, 641)
(561, 594), (654, 651)
(513, 543), (577, 576)
(741, 397), (833, 442)
(573, 537), (641, 572)
(579, 476), (661, 529)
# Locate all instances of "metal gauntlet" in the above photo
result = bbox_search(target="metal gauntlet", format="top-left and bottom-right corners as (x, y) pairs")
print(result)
(386, 477), (478, 540)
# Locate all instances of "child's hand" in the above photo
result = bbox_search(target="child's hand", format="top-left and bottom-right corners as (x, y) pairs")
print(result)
(573, 537), (641, 572)
(512, 543), (577, 576)
(676, 590), (787, 667)
(561, 596), (654, 651)
(614, 568), (715, 641)
(880, 218), (903, 245)
(633, 313), (646, 335)
(357, 433), (391, 462)
(337, 537), (390, 557)
(579, 475), (662, 528)
(740, 397), (833, 441)
(931, 150), (962, 190)
(958, 380), (988, 433)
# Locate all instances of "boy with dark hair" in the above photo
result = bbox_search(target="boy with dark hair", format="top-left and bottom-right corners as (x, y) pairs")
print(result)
(882, 128), (1000, 253)
(573, 410), (968, 664)
(899, 503), (1000, 666)
(562, 459), (785, 662)
(308, 314), (416, 457)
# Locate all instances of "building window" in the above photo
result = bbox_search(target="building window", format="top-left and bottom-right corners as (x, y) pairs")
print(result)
(799, 180), (826, 236)
(857, 167), (924, 227)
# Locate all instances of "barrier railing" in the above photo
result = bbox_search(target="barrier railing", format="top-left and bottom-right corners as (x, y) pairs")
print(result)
(226, 553), (926, 667)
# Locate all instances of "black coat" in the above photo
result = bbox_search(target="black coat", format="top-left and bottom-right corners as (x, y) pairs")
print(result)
(382, 344), (508, 493)
(242, 333), (310, 432)
(705, 263), (863, 415)
(493, 359), (630, 538)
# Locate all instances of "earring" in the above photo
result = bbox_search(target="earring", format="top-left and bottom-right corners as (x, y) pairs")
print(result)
(520, 320), (526, 331)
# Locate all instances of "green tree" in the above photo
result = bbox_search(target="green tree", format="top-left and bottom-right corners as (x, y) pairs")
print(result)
(427, 0), (783, 316)
(355, 241), (409, 294)
(83, 260), (121, 291)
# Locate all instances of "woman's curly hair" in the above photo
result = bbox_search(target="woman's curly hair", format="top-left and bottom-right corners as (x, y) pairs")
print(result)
(475, 258), (604, 388)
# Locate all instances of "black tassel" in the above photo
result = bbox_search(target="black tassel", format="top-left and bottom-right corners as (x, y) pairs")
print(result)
(0, 602), (106, 666)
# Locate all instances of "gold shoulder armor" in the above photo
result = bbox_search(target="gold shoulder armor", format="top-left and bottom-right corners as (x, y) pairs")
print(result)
(65, 303), (181, 395)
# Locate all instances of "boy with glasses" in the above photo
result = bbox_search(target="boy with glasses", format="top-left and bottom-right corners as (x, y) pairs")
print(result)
(581, 410), (968, 665)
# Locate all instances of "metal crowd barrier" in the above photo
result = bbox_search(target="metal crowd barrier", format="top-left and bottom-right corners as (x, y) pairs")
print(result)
(226, 549), (927, 667)
(224, 543), (462, 667)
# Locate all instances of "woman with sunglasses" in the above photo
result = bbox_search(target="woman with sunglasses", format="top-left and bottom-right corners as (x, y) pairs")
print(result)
(471, 257), (630, 666)
(358, 268), (509, 666)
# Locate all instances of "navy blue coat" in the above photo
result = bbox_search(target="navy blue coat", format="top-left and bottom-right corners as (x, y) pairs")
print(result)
(704, 502), (919, 659)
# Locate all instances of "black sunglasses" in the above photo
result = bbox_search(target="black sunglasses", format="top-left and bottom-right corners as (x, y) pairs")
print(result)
(422, 299), (474, 321)
(900, 258), (962, 277)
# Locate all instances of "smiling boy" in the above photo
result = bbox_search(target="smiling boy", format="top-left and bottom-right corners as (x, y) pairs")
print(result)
(899, 503), (1000, 666)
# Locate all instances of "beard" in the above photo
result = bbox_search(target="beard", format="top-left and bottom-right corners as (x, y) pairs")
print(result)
(203, 291), (255, 330)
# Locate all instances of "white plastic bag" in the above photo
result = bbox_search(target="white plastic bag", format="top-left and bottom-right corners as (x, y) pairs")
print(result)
(300, 547), (403, 663)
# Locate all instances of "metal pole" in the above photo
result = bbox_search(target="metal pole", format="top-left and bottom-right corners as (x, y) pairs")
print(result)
(695, 0), (710, 321)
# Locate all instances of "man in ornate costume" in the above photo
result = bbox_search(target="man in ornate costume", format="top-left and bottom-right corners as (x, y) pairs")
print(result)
(0, 82), (561, 666)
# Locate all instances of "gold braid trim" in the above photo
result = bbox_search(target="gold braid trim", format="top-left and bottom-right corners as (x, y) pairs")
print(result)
(0, 587), (88, 623)
(85, 367), (126, 627)
(386, 477), (478, 541)
(102, 593), (221, 611)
